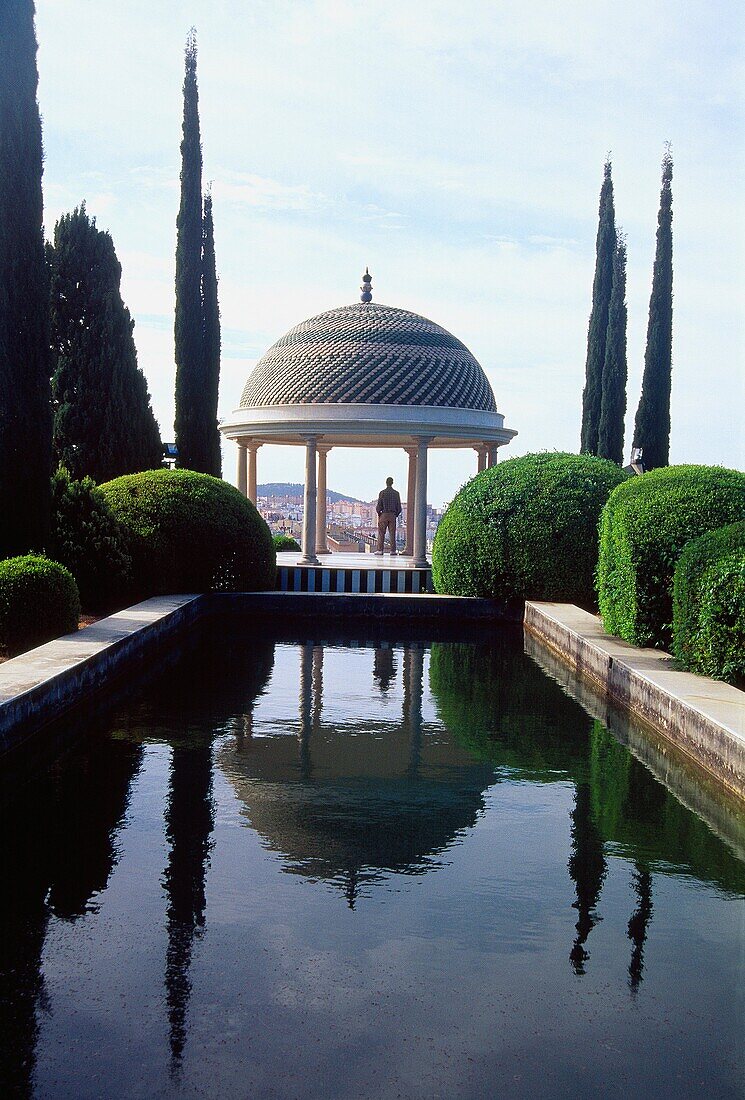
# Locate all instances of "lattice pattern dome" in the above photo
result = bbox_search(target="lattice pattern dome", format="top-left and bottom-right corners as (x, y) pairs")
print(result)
(239, 302), (497, 412)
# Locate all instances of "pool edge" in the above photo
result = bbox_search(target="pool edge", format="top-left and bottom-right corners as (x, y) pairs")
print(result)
(524, 601), (745, 804)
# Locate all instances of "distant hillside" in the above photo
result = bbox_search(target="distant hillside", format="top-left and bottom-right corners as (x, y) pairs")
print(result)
(257, 482), (367, 504)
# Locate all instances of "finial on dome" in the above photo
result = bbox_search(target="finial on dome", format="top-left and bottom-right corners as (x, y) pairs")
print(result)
(360, 267), (373, 303)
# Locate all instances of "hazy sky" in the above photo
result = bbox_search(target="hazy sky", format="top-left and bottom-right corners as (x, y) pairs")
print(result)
(36, 0), (744, 504)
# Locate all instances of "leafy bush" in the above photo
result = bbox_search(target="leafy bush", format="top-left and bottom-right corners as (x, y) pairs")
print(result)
(0, 555), (81, 657)
(50, 467), (132, 611)
(272, 534), (301, 552)
(432, 452), (626, 606)
(98, 469), (276, 599)
(673, 522), (745, 684)
(597, 465), (745, 649)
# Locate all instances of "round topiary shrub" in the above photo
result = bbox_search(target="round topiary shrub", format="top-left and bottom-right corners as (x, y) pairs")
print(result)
(432, 452), (627, 606)
(597, 465), (745, 650)
(51, 467), (132, 612)
(0, 555), (81, 657)
(673, 522), (745, 685)
(98, 469), (276, 600)
(272, 534), (301, 552)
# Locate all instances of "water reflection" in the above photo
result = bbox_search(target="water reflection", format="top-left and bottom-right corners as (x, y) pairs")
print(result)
(427, 637), (745, 981)
(218, 640), (495, 906)
(0, 734), (143, 1097)
(0, 628), (743, 1097)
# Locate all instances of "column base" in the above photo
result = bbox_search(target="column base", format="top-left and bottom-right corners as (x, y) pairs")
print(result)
(413, 557), (429, 568)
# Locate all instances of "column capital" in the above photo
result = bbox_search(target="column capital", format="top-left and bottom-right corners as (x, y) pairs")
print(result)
(317, 442), (333, 454)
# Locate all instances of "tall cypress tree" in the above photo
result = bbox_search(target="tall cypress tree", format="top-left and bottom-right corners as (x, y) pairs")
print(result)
(633, 149), (674, 470)
(48, 205), (163, 483)
(174, 29), (210, 473)
(0, 0), (52, 556)
(597, 235), (628, 464)
(201, 192), (222, 476)
(580, 158), (617, 455)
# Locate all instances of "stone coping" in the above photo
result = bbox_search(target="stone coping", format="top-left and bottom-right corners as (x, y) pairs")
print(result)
(525, 601), (745, 803)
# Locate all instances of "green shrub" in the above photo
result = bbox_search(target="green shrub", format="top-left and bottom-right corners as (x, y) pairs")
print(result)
(432, 452), (627, 606)
(98, 469), (276, 600)
(673, 522), (745, 684)
(597, 465), (745, 650)
(272, 534), (301, 552)
(50, 467), (132, 612)
(0, 555), (81, 657)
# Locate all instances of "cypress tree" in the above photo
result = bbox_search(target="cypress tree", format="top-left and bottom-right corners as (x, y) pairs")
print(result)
(48, 205), (162, 483)
(174, 29), (211, 473)
(580, 158), (617, 455)
(201, 192), (222, 476)
(633, 149), (674, 470)
(597, 235), (628, 464)
(0, 0), (52, 556)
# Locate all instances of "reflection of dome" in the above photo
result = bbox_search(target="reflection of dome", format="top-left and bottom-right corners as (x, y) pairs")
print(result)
(217, 718), (496, 898)
(239, 302), (498, 413)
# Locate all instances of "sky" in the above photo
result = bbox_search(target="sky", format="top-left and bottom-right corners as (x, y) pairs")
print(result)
(36, 0), (744, 506)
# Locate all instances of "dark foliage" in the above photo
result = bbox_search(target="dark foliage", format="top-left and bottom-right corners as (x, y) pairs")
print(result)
(201, 192), (222, 476)
(0, 0), (53, 556)
(672, 521), (745, 685)
(174, 30), (217, 475)
(99, 468), (276, 600)
(50, 467), (132, 612)
(581, 158), (616, 456)
(272, 534), (301, 552)
(597, 236), (628, 464)
(48, 206), (162, 482)
(633, 149), (674, 471)
(432, 452), (627, 607)
(0, 554), (80, 657)
(597, 465), (745, 649)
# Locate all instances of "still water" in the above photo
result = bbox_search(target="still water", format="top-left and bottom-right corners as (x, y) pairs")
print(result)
(1, 623), (744, 1099)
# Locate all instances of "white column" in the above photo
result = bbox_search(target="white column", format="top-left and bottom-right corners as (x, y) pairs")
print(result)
(487, 445), (499, 468)
(412, 438), (430, 568)
(236, 443), (248, 497)
(404, 446), (417, 556)
(247, 442), (261, 504)
(316, 445), (331, 553)
(476, 446), (487, 473)
(301, 436), (319, 564)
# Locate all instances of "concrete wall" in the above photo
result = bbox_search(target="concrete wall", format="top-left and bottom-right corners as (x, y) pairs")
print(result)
(525, 601), (745, 804)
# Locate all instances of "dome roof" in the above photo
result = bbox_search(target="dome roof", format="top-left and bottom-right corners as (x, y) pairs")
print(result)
(239, 302), (497, 413)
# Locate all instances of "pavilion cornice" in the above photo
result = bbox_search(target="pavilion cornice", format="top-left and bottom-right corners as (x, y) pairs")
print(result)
(220, 403), (517, 449)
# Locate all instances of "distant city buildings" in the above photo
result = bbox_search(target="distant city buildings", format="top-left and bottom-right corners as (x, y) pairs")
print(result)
(257, 488), (444, 554)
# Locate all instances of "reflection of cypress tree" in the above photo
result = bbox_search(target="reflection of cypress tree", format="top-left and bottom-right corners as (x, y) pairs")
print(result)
(568, 782), (607, 975)
(163, 743), (214, 1071)
(627, 864), (653, 994)
(0, 733), (142, 1096)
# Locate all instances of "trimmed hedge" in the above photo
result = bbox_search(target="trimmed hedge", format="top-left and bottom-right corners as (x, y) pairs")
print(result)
(673, 522), (745, 685)
(432, 452), (627, 606)
(51, 467), (132, 612)
(272, 534), (301, 552)
(597, 465), (745, 650)
(98, 469), (276, 600)
(0, 555), (81, 657)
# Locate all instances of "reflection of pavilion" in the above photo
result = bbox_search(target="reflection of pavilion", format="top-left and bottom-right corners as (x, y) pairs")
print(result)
(220, 272), (517, 566)
(218, 643), (496, 906)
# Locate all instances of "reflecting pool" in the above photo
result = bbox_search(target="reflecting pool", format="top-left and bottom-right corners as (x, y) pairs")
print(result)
(1, 624), (743, 1098)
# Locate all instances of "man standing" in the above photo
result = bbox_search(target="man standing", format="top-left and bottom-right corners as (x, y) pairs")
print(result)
(375, 477), (402, 554)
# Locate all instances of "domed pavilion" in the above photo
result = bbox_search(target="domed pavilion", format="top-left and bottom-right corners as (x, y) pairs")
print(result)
(220, 271), (517, 566)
